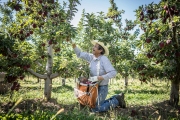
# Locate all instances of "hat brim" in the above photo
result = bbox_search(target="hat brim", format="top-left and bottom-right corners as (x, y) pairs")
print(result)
(91, 40), (109, 56)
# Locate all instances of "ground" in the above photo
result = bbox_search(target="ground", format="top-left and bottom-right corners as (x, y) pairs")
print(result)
(0, 98), (179, 120)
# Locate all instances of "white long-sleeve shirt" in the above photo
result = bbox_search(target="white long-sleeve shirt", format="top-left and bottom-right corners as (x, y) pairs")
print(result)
(74, 47), (117, 86)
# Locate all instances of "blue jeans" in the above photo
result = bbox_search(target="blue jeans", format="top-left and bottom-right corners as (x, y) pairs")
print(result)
(91, 85), (119, 112)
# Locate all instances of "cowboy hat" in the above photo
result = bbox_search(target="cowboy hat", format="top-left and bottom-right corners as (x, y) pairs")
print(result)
(91, 40), (110, 56)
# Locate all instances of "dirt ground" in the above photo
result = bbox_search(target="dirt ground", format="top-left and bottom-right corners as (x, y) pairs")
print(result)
(0, 98), (180, 120)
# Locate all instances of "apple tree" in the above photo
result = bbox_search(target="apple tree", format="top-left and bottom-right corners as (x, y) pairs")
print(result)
(135, 0), (180, 106)
(72, 0), (140, 87)
(0, 0), (81, 100)
(106, 0), (140, 86)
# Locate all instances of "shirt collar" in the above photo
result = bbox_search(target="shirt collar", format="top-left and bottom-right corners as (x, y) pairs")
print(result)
(93, 55), (102, 61)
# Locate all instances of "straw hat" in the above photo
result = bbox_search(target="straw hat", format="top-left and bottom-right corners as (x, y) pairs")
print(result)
(91, 40), (110, 56)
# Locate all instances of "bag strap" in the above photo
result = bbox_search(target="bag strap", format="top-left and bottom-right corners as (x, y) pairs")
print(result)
(97, 60), (100, 76)
(97, 60), (103, 85)
(89, 57), (102, 85)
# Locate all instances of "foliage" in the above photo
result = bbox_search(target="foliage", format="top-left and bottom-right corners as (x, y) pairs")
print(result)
(134, 0), (180, 83)
(0, 0), (81, 93)
(73, 0), (140, 79)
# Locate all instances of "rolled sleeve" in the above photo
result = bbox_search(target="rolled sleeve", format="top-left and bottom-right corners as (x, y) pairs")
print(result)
(74, 47), (93, 62)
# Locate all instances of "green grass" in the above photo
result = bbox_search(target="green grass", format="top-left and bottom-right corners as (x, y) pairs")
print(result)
(0, 76), (179, 120)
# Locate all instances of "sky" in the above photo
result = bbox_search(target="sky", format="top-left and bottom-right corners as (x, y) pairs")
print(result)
(70, 0), (161, 27)
(0, 0), (161, 27)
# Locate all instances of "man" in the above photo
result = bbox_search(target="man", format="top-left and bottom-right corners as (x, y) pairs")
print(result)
(72, 40), (126, 112)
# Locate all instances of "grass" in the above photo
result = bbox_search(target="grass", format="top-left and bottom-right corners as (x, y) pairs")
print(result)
(0, 76), (179, 120)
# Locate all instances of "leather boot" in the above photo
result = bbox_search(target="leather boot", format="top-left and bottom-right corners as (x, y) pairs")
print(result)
(115, 93), (126, 108)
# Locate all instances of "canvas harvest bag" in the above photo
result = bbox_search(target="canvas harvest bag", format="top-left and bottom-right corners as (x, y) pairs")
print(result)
(74, 82), (99, 108)
(74, 60), (101, 108)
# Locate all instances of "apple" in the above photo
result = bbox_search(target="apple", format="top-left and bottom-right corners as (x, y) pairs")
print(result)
(175, 51), (180, 57)
(164, 5), (168, 10)
(156, 60), (159, 64)
(32, 23), (37, 28)
(140, 16), (144, 21)
(38, 10), (42, 15)
(146, 9), (153, 14)
(19, 30), (23, 34)
(55, 48), (60, 52)
(20, 36), (25, 41)
(26, 33), (30, 37)
(26, 8), (30, 11)
(27, 64), (30, 68)
(159, 41), (165, 48)
(41, 43), (46, 46)
(171, 6), (176, 11)
(11, 85), (16, 91)
(13, 53), (18, 58)
(146, 38), (151, 43)
(166, 39), (171, 45)
(14, 4), (22, 11)
(147, 52), (153, 58)
(29, 30), (33, 34)
(48, 39), (53, 45)
(43, 12), (47, 17)
(48, 0), (54, 3)
(23, 66), (28, 70)
(15, 83), (20, 91)
(41, 55), (45, 59)
(38, 0), (43, 3)
(162, 18), (167, 24)
(7, 76), (18, 83)
(165, 52), (170, 57)
(19, 75), (25, 80)
(13, 81), (18, 86)
(131, 110), (138, 117)
(156, 29), (160, 34)
(54, 14), (58, 17)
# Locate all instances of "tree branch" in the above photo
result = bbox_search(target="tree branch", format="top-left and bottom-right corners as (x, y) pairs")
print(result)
(27, 68), (47, 79)
(50, 73), (60, 79)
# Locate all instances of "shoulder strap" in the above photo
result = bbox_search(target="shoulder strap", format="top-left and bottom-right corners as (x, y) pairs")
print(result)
(89, 57), (102, 84)
(97, 60), (103, 85)
(97, 60), (100, 76)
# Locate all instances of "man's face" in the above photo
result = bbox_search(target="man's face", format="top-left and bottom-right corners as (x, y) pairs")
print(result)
(92, 43), (102, 55)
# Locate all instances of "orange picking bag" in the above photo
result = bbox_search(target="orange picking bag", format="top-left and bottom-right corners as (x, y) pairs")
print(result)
(74, 81), (99, 108)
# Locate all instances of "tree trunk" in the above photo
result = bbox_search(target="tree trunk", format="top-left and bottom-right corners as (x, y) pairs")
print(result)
(62, 78), (65, 86)
(125, 76), (128, 87)
(169, 81), (179, 107)
(169, 21), (180, 107)
(37, 77), (40, 83)
(44, 44), (53, 100)
(39, 78), (41, 89)
(44, 76), (52, 101)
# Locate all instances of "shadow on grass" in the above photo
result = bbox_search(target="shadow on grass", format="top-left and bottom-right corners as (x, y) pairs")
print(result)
(0, 98), (77, 114)
(0, 98), (179, 120)
(20, 85), (74, 93)
(52, 85), (74, 93)
(113, 88), (167, 95)
(113, 100), (180, 120)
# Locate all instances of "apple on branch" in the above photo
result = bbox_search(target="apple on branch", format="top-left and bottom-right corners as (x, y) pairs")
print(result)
(146, 38), (151, 43)
(159, 41), (165, 48)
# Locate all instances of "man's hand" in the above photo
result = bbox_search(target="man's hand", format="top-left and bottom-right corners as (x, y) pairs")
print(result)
(89, 76), (98, 82)
(72, 43), (76, 48)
